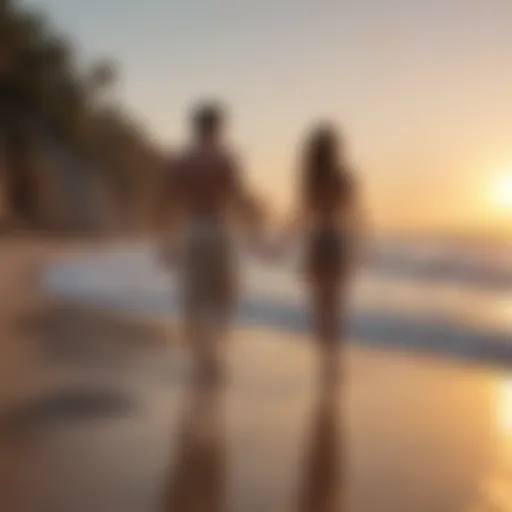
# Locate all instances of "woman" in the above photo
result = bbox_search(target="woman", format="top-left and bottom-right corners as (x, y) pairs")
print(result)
(290, 123), (362, 387)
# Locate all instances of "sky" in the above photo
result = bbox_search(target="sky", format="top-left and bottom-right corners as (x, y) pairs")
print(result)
(23, 0), (512, 235)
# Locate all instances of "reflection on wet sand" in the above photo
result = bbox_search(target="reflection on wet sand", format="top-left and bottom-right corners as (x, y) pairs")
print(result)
(0, 386), (139, 512)
(497, 377), (512, 434)
(470, 376), (512, 512)
(481, 377), (512, 510)
(296, 385), (344, 512)
(0, 425), (30, 512)
(164, 380), (226, 512)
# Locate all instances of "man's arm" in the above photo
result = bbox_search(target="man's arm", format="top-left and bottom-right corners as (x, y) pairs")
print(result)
(154, 157), (187, 269)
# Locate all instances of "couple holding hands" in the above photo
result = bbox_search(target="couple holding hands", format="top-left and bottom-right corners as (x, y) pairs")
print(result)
(157, 101), (363, 388)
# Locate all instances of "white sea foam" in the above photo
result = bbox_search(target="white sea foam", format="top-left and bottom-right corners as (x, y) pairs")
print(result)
(43, 240), (512, 366)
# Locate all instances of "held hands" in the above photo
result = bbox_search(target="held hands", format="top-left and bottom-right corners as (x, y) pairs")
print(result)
(260, 216), (301, 262)
(245, 228), (295, 264)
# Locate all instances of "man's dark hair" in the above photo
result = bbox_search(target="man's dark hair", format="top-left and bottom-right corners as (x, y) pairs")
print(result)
(191, 102), (225, 137)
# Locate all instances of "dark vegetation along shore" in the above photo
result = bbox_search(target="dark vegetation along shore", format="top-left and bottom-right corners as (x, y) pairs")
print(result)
(0, 0), (166, 235)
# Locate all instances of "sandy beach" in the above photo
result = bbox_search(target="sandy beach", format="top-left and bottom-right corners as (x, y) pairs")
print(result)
(4, 0), (512, 508)
(0, 237), (510, 512)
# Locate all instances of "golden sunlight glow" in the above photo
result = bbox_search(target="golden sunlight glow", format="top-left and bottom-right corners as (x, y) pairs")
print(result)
(492, 173), (512, 209)
(497, 377), (512, 434)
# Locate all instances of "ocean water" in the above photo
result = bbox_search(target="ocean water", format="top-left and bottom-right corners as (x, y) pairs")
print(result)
(43, 240), (512, 367)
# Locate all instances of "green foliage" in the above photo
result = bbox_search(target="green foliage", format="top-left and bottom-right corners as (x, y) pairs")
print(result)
(0, 0), (163, 226)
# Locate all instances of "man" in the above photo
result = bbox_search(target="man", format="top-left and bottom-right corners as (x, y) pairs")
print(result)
(158, 101), (263, 382)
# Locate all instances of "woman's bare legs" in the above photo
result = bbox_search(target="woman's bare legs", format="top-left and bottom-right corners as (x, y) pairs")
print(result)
(312, 279), (344, 390)
(182, 235), (236, 386)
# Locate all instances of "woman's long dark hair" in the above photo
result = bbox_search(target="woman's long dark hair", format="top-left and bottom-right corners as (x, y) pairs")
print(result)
(301, 123), (344, 209)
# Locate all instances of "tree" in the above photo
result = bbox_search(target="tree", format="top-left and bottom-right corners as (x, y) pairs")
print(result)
(87, 60), (117, 101)
(0, 0), (163, 230)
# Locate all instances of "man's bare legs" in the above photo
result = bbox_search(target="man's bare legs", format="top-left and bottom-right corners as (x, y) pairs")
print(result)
(184, 295), (234, 386)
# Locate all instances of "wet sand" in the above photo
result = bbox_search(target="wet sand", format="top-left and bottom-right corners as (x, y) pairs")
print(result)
(0, 237), (510, 512)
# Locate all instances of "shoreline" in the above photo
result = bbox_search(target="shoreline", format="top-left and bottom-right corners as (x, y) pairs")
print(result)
(0, 235), (509, 511)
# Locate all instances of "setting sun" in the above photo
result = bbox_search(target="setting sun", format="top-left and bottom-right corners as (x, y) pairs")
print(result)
(492, 173), (512, 209)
